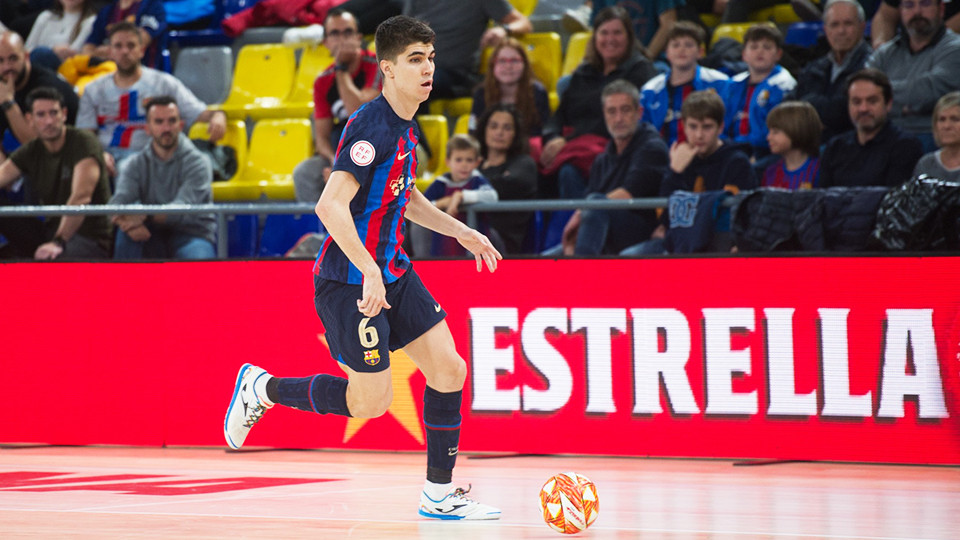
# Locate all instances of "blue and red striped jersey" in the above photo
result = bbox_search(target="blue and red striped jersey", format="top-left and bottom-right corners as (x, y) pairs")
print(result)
(314, 95), (420, 284)
(762, 156), (820, 190)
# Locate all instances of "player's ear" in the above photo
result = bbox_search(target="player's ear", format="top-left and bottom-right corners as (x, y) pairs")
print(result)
(379, 59), (393, 78)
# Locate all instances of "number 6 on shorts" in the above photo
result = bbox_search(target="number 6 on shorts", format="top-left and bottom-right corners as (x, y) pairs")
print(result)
(358, 317), (379, 348)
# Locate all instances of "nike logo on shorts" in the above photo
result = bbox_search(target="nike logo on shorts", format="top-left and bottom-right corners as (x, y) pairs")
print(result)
(435, 304), (442, 312)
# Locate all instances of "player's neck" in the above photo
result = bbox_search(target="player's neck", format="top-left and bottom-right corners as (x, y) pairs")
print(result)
(382, 86), (419, 121)
(782, 148), (808, 171)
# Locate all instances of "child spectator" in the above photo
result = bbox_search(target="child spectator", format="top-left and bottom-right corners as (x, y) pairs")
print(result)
(622, 91), (757, 255)
(470, 38), (550, 139)
(762, 101), (822, 189)
(723, 24), (796, 158)
(422, 134), (499, 256)
(641, 21), (729, 145)
(25, 0), (98, 71)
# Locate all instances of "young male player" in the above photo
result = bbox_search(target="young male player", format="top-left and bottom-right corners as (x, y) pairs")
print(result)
(223, 15), (503, 521)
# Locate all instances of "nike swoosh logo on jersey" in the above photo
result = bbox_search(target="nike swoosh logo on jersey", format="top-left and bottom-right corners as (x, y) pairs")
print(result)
(398, 151), (411, 160)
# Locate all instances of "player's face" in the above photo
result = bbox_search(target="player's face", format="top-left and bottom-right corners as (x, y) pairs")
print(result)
(594, 19), (629, 66)
(741, 38), (781, 74)
(824, 2), (864, 55)
(848, 80), (890, 134)
(602, 92), (640, 142)
(0, 37), (27, 85)
(28, 99), (66, 141)
(447, 149), (480, 182)
(901, 0), (943, 39)
(109, 30), (145, 74)
(146, 103), (182, 150)
(766, 127), (792, 155)
(484, 111), (515, 153)
(685, 117), (722, 156)
(384, 42), (435, 103)
(934, 105), (960, 147)
(492, 46), (524, 86)
(665, 36), (700, 70)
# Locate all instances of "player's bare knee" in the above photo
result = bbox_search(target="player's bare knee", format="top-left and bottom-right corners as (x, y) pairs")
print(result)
(351, 391), (393, 418)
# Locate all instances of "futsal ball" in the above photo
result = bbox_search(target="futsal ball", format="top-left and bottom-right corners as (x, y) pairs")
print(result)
(539, 472), (599, 534)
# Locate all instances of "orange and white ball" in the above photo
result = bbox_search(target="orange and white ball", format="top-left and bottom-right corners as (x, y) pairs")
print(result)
(538, 472), (599, 534)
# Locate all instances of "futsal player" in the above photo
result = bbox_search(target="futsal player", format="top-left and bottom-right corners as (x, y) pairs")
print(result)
(224, 15), (503, 520)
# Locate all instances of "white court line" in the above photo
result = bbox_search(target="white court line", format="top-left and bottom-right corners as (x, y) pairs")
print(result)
(0, 507), (941, 540)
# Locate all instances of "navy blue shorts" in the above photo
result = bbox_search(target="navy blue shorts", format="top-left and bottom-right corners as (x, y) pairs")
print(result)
(314, 269), (447, 373)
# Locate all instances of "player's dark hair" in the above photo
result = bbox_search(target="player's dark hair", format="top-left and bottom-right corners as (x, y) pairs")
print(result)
(446, 133), (481, 159)
(108, 20), (142, 43)
(766, 101), (822, 157)
(845, 68), (893, 104)
(681, 90), (726, 125)
(375, 15), (435, 64)
(667, 21), (707, 48)
(476, 104), (528, 160)
(743, 24), (783, 50)
(25, 86), (66, 112)
(144, 95), (179, 117)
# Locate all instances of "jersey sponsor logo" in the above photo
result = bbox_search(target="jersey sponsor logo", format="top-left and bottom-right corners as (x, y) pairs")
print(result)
(350, 140), (376, 166)
(363, 349), (380, 366)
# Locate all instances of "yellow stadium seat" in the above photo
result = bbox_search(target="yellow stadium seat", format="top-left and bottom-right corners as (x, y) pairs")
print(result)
(509, 0), (537, 16)
(282, 44), (335, 119)
(188, 120), (258, 202)
(750, 4), (802, 24)
(549, 90), (558, 112)
(561, 32), (591, 78)
(700, 13), (721, 29)
(520, 32), (562, 93)
(428, 97), (473, 118)
(710, 23), (754, 48)
(453, 113), (470, 135)
(218, 44), (297, 121)
(251, 119), (315, 200)
(416, 115), (448, 190)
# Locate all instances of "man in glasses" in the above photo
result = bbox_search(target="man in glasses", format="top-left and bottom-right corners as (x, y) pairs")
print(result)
(292, 8), (382, 204)
(866, 0), (960, 148)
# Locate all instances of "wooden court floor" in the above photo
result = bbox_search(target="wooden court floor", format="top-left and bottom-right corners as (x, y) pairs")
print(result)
(1, 445), (957, 539)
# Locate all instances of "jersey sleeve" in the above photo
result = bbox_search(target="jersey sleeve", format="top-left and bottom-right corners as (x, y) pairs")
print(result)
(331, 106), (389, 187)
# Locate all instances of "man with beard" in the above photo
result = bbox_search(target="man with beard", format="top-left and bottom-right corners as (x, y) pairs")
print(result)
(0, 86), (111, 259)
(871, 0), (959, 48)
(77, 21), (226, 176)
(0, 31), (78, 154)
(820, 68), (923, 188)
(109, 96), (215, 259)
(866, 0), (960, 145)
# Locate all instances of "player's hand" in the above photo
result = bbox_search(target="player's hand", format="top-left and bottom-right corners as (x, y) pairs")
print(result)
(358, 272), (391, 317)
(669, 141), (697, 173)
(34, 241), (63, 260)
(457, 228), (502, 273)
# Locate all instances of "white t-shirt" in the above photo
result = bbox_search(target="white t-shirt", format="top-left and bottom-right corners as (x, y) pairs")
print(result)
(76, 67), (208, 158)
(24, 11), (96, 51)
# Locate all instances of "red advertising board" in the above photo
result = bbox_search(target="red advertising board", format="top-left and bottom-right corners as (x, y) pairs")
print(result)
(2, 258), (958, 464)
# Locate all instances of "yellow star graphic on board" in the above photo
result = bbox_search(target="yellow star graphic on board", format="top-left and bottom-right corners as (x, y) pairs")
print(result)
(317, 334), (424, 444)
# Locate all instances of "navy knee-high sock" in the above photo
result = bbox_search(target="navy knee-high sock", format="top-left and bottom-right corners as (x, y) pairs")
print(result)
(423, 386), (462, 484)
(267, 375), (352, 417)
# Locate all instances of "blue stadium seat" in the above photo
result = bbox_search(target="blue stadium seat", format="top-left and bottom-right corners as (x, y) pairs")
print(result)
(226, 214), (258, 257)
(259, 214), (323, 257)
(785, 21), (823, 48)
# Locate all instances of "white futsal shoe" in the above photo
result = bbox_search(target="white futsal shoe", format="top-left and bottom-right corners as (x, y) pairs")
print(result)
(419, 485), (502, 520)
(224, 363), (273, 449)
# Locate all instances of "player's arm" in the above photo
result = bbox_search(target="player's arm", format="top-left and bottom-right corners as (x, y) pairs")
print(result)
(405, 187), (501, 272)
(315, 170), (391, 317)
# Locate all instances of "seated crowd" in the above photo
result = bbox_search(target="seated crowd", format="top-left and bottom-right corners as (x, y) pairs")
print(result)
(0, 0), (959, 260)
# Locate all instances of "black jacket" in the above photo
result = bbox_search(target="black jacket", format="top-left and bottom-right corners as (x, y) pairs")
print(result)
(795, 41), (872, 141)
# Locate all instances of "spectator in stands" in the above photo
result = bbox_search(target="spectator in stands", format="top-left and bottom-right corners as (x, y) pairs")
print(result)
(76, 21), (226, 175)
(820, 68), (923, 187)
(542, 6), (658, 198)
(763, 101), (822, 189)
(421, 134), (498, 257)
(621, 90), (754, 255)
(0, 0), (49, 40)
(871, 0), (959, 48)
(82, 0), (166, 69)
(291, 9), (381, 204)
(469, 38), (550, 141)
(587, 0), (682, 60)
(723, 25), (796, 159)
(913, 91), (960, 182)
(25, 0), (98, 72)
(795, 0), (873, 141)
(866, 0), (960, 149)
(477, 104), (538, 255)
(554, 79), (667, 256)
(640, 21), (728, 145)
(0, 30), (79, 156)
(404, 0), (531, 99)
(0, 86), (111, 259)
(109, 96), (215, 259)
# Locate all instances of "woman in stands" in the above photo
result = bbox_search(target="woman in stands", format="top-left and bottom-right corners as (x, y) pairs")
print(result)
(25, 0), (99, 71)
(470, 37), (550, 139)
(477, 104), (538, 254)
(913, 91), (960, 183)
(539, 5), (657, 197)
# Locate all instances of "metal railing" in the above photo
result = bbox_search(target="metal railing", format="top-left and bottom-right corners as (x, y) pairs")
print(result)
(0, 197), (677, 258)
